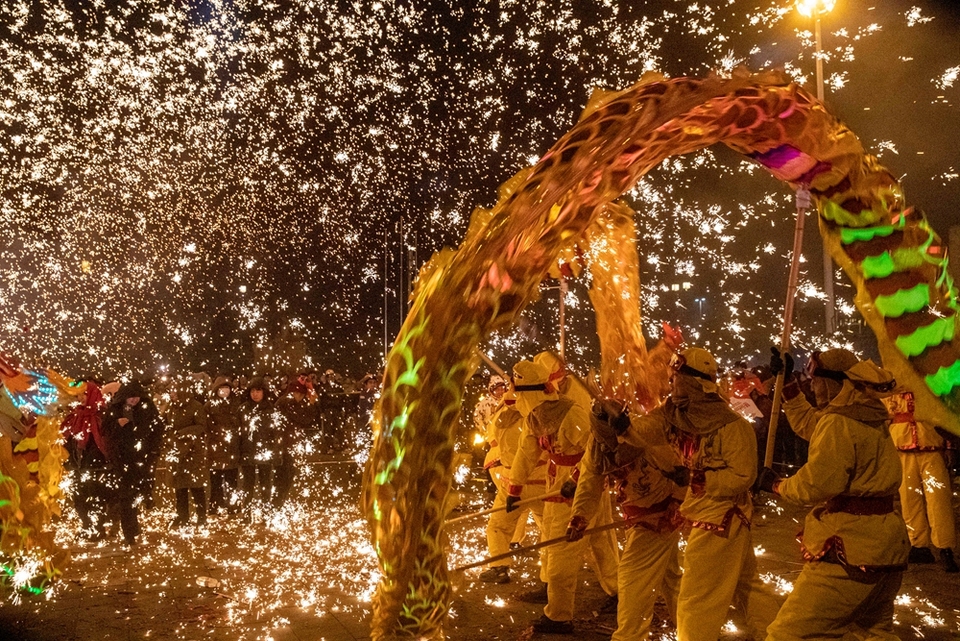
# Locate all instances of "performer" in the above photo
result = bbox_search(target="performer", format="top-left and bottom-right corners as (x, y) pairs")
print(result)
(478, 393), (547, 585)
(569, 409), (685, 641)
(506, 359), (619, 635)
(474, 374), (508, 491)
(614, 347), (780, 641)
(758, 357), (910, 640)
(883, 389), (957, 571)
(474, 374), (507, 435)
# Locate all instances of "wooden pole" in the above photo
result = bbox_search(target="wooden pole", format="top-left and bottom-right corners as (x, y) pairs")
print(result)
(451, 518), (631, 572)
(763, 188), (810, 469)
(558, 273), (567, 361)
(477, 351), (509, 380)
(443, 490), (562, 526)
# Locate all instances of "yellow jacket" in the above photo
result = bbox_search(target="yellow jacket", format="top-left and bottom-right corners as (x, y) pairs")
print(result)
(778, 383), (910, 569)
(508, 398), (589, 496)
(573, 432), (683, 533)
(619, 377), (757, 533)
(782, 391), (821, 442)
(487, 404), (548, 482)
(483, 404), (513, 469)
(884, 391), (944, 451)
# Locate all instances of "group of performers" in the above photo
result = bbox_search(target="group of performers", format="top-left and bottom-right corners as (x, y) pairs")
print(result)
(472, 345), (958, 640)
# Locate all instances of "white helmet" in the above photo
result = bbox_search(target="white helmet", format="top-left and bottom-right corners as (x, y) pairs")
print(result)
(488, 375), (507, 391)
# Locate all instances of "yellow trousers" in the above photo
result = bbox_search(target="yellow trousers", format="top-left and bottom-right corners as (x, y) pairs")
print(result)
(766, 561), (902, 641)
(485, 473), (544, 570)
(677, 520), (780, 641)
(612, 526), (681, 641)
(898, 451), (957, 549)
(542, 495), (620, 622)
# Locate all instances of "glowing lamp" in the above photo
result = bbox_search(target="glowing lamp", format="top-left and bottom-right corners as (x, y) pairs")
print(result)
(796, 0), (836, 17)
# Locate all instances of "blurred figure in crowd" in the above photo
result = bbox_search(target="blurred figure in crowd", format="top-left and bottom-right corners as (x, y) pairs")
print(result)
(274, 378), (316, 507)
(238, 377), (277, 512)
(166, 380), (209, 528)
(320, 368), (344, 394)
(205, 376), (241, 516)
(102, 381), (164, 546)
(357, 373), (380, 421)
(61, 380), (113, 540)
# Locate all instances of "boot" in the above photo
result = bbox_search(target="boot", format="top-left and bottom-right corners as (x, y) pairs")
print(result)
(941, 548), (959, 573)
(478, 566), (510, 584)
(531, 614), (574, 635)
(599, 594), (618, 614)
(88, 523), (107, 542)
(173, 488), (190, 528)
(908, 546), (936, 564)
(514, 582), (548, 604)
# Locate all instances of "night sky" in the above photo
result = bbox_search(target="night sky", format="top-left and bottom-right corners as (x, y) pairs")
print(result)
(2, 0), (958, 379)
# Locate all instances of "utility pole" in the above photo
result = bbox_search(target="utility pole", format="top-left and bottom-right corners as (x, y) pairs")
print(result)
(797, 0), (838, 335)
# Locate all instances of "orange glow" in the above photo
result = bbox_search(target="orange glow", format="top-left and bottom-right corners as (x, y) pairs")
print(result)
(796, 0), (836, 18)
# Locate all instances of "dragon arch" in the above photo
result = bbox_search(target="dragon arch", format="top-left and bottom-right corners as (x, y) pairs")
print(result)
(361, 68), (960, 640)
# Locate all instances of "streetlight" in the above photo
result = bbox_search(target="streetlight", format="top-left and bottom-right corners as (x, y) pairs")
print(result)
(796, 0), (837, 335)
(695, 297), (705, 318)
(796, 0), (835, 102)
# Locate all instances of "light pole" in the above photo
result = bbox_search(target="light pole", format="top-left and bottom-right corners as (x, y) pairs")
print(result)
(695, 297), (705, 318)
(796, 0), (837, 336)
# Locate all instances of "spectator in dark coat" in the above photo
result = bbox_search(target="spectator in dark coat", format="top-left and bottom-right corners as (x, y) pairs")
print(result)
(751, 365), (808, 473)
(101, 381), (164, 546)
(273, 380), (316, 507)
(205, 376), (241, 515)
(237, 378), (277, 510)
(357, 374), (380, 420)
(166, 381), (209, 527)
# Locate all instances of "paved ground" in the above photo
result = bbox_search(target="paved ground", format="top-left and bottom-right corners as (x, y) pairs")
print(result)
(2, 457), (959, 641)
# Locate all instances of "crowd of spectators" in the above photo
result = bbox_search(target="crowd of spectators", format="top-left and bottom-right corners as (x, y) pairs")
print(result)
(53, 368), (381, 545)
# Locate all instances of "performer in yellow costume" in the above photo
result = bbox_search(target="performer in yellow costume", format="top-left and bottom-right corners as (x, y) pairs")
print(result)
(473, 375), (507, 438)
(0, 355), (74, 592)
(569, 409), (685, 640)
(759, 359), (910, 641)
(478, 394), (547, 585)
(616, 347), (780, 641)
(884, 389), (958, 572)
(773, 348), (859, 441)
(506, 359), (618, 634)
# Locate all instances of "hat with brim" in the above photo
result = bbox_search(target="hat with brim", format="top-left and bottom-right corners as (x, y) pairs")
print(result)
(512, 360), (558, 402)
